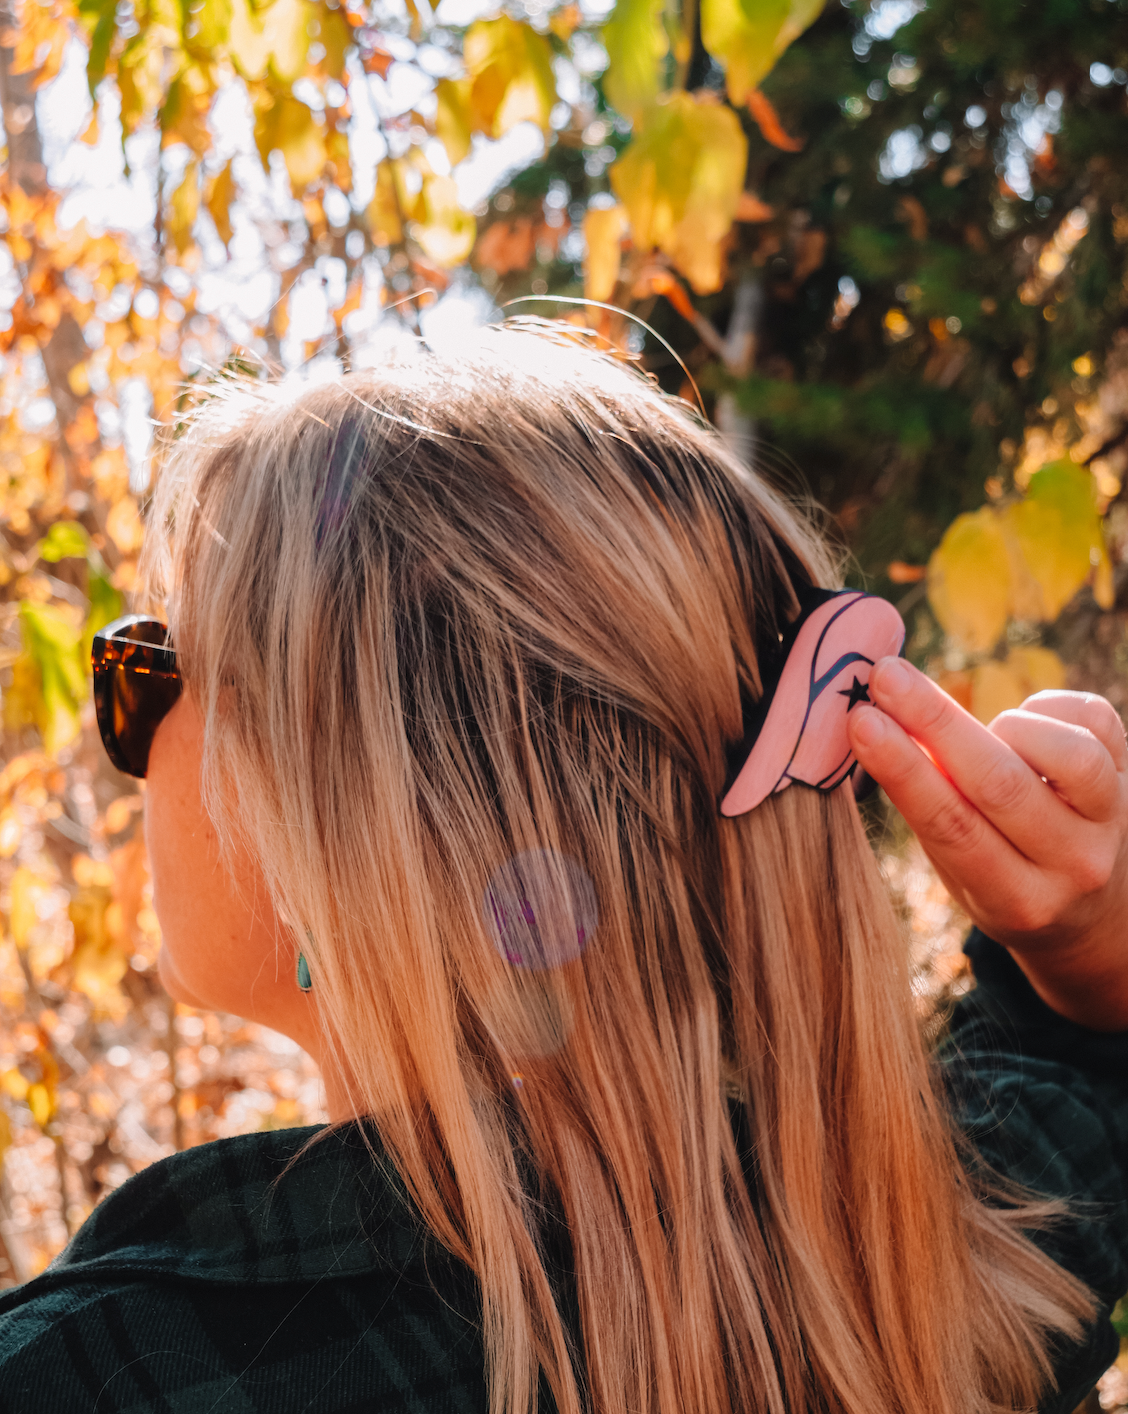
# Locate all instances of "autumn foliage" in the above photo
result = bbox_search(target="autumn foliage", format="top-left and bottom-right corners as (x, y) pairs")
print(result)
(0, 3), (1127, 1369)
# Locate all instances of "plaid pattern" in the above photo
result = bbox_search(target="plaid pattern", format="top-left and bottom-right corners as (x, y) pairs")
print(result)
(0, 931), (1125, 1412)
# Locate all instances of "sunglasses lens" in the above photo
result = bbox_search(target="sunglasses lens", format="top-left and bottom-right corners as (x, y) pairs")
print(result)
(108, 666), (182, 777)
(93, 620), (181, 779)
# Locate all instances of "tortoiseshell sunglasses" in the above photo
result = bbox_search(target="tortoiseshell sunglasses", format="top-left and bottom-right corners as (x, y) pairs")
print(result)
(91, 615), (182, 778)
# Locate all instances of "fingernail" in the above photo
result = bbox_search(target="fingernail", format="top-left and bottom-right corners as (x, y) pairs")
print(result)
(851, 707), (885, 747)
(874, 657), (911, 696)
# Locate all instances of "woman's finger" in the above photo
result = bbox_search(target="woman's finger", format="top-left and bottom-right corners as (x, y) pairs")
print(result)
(1005, 690), (1128, 773)
(989, 709), (1122, 823)
(864, 658), (1080, 864)
(847, 701), (1041, 905)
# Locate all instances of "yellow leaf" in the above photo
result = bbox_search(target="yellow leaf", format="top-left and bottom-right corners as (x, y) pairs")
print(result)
(435, 78), (473, 166)
(254, 92), (327, 193)
(205, 159), (237, 246)
(926, 507), (1011, 653)
(118, 30), (175, 136)
(73, 854), (115, 889)
(2, 651), (40, 735)
(602, 0), (668, 120)
(159, 69), (213, 155)
(411, 174), (477, 267)
(104, 795), (141, 835)
(464, 16), (557, 138)
(9, 866), (48, 951)
(1009, 644), (1067, 695)
(230, 0), (311, 82)
(0, 1069), (28, 1102)
(326, 126), (352, 192)
(26, 1082), (53, 1129)
(969, 648), (1066, 725)
(228, 0), (273, 78)
(167, 163), (200, 257)
(106, 494), (145, 554)
(0, 1107), (11, 1172)
(1005, 459), (1107, 621)
(701, 0), (826, 106)
(583, 204), (628, 301)
(68, 887), (128, 1007)
(610, 91), (747, 294)
(367, 160), (406, 245)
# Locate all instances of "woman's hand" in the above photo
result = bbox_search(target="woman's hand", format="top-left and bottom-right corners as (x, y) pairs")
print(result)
(847, 658), (1128, 1031)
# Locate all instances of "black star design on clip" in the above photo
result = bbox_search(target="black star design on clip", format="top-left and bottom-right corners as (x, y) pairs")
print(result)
(838, 675), (871, 711)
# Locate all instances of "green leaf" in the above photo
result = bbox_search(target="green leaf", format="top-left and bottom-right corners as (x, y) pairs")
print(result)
(77, 0), (118, 93)
(17, 602), (86, 758)
(464, 16), (557, 138)
(602, 0), (668, 121)
(926, 507), (1011, 654)
(189, 0), (233, 51)
(37, 521), (90, 563)
(700, 0), (825, 106)
(1006, 460), (1107, 622)
(610, 91), (747, 294)
(81, 568), (124, 672)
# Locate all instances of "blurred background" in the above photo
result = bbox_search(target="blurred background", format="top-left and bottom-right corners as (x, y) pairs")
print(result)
(0, 0), (1125, 1396)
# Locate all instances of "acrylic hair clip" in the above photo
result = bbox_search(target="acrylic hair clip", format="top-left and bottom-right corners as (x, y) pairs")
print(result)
(720, 586), (905, 818)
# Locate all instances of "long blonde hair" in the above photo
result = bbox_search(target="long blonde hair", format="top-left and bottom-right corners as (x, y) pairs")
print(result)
(145, 326), (1094, 1414)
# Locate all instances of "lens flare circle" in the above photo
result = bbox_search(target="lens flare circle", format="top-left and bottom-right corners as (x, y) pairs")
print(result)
(484, 849), (598, 971)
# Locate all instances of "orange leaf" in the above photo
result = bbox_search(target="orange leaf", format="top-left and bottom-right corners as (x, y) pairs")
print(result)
(735, 190), (774, 222)
(887, 561), (927, 584)
(648, 270), (697, 324)
(746, 90), (803, 152)
(362, 45), (394, 77)
(332, 277), (365, 329)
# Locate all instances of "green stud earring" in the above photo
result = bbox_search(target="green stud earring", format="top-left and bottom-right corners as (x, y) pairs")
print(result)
(295, 938), (313, 995)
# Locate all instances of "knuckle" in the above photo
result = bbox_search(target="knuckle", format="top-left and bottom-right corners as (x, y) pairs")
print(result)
(1070, 847), (1113, 895)
(1008, 898), (1054, 934)
(1071, 736), (1109, 795)
(976, 756), (1030, 816)
(923, 795), (983, 853)
(1089, 696), (1127, 743)
(915, 688), (955, 735)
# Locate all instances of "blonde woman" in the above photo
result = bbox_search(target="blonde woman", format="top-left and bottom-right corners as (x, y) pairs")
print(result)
(1, 328), (1126, 1414)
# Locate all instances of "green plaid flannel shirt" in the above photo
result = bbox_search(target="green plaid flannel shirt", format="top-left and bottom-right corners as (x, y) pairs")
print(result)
(1, 930), (1126, 1413)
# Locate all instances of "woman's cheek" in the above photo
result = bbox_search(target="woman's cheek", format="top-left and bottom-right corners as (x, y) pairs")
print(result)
(143, 695), (309, 1036)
